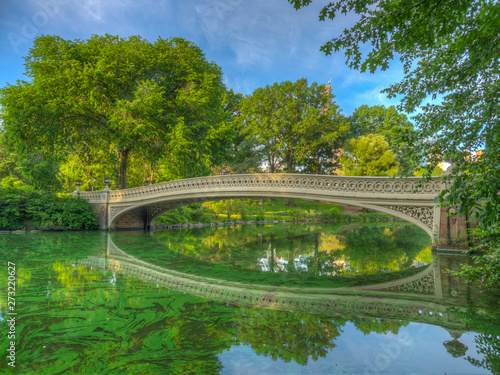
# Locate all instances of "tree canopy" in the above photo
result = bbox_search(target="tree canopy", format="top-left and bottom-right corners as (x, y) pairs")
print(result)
(346, 104), (415, 173)
(239, 78), (348, 173)
(340, 133), (399, 176)
(0, 34), (232, 188)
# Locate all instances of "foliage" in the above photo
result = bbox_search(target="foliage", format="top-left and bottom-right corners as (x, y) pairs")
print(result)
(214, 90), (266, 175)
(340, 134), (399, 176)
(0, 134), (23, 182)
(239, 78), (348, 173)
(347, 105), (412, 142)
(153, 198), (395, 225)
(448, 225), (500, 289)
(346, 105), (415, 173)
(153, 205), (214, 225)
(414, 165), (444, 177)
(0, 34), (232, 189)
(0, 182), (98, 230)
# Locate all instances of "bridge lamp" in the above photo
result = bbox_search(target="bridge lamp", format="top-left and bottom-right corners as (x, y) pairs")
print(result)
(92, 177), (96, 191)
(103, 177), (112, 191)
(143, 180), (149, 186)
(74, 180), (82, 191)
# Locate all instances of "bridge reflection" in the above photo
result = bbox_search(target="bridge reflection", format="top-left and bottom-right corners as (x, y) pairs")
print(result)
(75, 234), (477, 331)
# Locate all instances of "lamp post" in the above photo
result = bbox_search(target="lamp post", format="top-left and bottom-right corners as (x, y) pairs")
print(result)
(103, 177), (112, 191)
(74, 180), (82, 191)
(92, 177), (96, 191)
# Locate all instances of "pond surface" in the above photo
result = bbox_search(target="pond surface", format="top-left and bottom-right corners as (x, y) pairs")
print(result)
(1, 222), (499, 374)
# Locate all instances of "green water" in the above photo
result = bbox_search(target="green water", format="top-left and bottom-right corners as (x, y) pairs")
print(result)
(0, 223), (499, 374)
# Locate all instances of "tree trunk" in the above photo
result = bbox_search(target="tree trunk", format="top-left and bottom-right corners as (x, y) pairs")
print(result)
(287, 198), (297, 208)
(150, 163), (155, 184)
(118, 148), (131, 189)
(268, 153), (276, 173)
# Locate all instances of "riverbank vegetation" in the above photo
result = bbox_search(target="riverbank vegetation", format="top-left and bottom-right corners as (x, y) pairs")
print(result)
(152, 198), (395, 226)
(0, 178), (98, 231)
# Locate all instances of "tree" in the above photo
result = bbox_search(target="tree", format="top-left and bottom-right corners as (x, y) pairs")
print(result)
(0, 134), (23, 182)
(346, 104), (416, 173)
(347, 105), (412, 141)
(239, 78), (348, 173)
(211, 89), (265, 175)
(288, 0), (499, 226)
(340, 134), (399, 176)
(0, 34), (230, 189)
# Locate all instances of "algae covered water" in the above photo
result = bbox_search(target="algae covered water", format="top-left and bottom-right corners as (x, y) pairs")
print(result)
(0, 222), (498, 374)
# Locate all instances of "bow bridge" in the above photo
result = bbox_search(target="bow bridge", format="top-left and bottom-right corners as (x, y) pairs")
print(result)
(74, 174), (471, 248)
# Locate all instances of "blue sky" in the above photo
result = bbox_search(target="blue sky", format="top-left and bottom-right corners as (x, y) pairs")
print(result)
(0, 0), (405, 115)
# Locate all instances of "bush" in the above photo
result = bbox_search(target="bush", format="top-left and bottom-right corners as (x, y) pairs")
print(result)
(255, 211), (265, 221)
(0, 183), (99, 230)
(321, 207), (345, 220)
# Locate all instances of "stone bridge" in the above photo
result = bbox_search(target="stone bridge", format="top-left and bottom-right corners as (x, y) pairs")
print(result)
(74, 174), (471, 248)
(74, 234), (475, 330)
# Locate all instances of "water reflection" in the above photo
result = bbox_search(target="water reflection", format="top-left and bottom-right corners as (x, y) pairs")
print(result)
(76, 234), (466, 327)
(143, 223), (434, 288)
(0, 227), (498, 374)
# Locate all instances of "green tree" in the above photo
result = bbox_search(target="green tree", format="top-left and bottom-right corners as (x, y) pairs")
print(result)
(212, 89), (265, 175)
(0, 34), (230, 189)
(0, 134), (23, 182)
(340, 134), (399, 176)
(346, 105), (415, 173)
(239, 78), (348, 173)
(347, 105), (412, 142)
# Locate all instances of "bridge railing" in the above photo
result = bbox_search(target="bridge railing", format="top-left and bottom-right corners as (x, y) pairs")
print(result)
(73, 173), (444, 204)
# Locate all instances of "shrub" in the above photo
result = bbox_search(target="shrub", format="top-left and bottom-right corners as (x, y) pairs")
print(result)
(0, 184), (98, 230)
(322, 207), (345, 220)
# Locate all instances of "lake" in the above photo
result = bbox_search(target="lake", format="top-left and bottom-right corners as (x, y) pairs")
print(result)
(1, 222), (499, 374)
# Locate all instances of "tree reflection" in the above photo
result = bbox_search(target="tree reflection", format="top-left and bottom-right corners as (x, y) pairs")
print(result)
(150, 222), (431, 279)
(448, 296), (500, 374)
(235, 308), (343, 365)
(339, 225), (431, 274)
